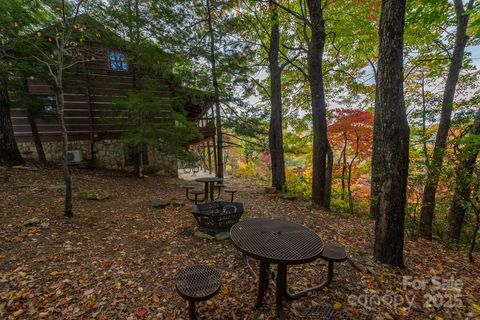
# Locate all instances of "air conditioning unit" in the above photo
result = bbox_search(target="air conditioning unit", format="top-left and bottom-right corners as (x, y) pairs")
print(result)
(67, 150), (83, 165)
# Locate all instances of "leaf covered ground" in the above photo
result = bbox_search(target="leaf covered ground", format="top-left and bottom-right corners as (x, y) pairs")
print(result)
(1, 166), (479, 319)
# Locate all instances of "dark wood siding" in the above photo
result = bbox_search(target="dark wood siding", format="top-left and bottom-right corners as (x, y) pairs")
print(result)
(12, 42), (211, 143)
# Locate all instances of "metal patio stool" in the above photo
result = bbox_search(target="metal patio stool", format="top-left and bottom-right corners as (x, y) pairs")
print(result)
(224, 188), (237, 202)
(301, 304), (352, 320)
(319, 243), (348, 287)
(190, 190), (204, 204)
(184, 185), (195, 199)
(176, 264), (222, 320)
(214, 183), (226, 199)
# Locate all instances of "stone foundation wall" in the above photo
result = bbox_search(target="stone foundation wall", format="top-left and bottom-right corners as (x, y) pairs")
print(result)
(17, 139), (178, 177)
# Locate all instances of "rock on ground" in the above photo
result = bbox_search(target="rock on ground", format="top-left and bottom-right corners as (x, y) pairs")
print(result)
(194, 230), (215, 240)
(77, 189), (110, 201)
(280, 194), (297, 201)
(215, 232), (230, 241)
(24, 218), (40, 227)
(264, 186), (277, 194)
(151, 199), (169, 209)
(170, 198), (186, 207)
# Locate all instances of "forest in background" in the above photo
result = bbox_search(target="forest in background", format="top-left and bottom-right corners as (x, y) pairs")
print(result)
(217, 0), (480, 255)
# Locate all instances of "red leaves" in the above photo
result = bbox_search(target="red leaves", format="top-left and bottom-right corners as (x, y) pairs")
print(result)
(136, 307), (148, 318)
(328, 108), (374, 198)
(328, 108), (374, 134)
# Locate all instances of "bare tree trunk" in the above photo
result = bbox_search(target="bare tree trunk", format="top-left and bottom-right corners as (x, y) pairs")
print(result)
(206, 0), (224, 179)
(21, 77), (47, 164)
(268, 1), (286, 191)
(30, 0), (86, 217)
(324, 140), (333, 209)
(128, 0), (144, 178)
(207, 139), (212, 174)
(131, 52), (141, 179)
(211, 111), (218, 174)
(348, 134), (360, 214)
(341, 133), (347, 200)
(419, 0), (474, 240)
(27, 112), (47, 164)
(58, 79), (73, 217)
(81, 48), (96, 164)
(469, 201), (479, 263)
(445, 109), (480, 242)
(0, 74), (23, 166)
(347, 164), (353, 214)
(372, 0), (409, 267)
(133, 146), (143, 178)
(370, 61), (381, 219)
(468, 171), (479, 262)
(421, 70), (429, 167)
(307, 0), (328, 208)
(55, 20), (73, 218)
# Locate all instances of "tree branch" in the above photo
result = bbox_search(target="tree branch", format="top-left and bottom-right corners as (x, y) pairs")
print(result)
(261, 0), (310, 25)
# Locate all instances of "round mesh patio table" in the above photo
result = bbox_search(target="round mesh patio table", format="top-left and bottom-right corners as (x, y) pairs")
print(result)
(195, 177), (223, 202)
(230, 218), (324, 319)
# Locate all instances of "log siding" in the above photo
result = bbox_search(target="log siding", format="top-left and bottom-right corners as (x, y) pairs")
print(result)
(11, 42), (213, 143)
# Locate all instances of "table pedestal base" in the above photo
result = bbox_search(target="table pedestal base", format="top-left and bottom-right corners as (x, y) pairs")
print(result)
(256, 261), (270, 308)
(230, 219), (325, 320)
(253, 261), (335, 320)
(275, 264), (287, 319)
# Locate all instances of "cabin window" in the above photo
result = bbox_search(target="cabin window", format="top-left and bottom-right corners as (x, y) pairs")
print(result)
(38, 95), (57, 115)
(109, 50), (128, 71)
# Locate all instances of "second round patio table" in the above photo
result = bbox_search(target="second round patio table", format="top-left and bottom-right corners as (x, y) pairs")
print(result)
(195, 177), (223, 202)
(230, 218), (324, 319)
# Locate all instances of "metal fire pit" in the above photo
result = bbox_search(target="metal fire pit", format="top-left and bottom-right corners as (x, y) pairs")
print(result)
(192, 201), (244, 235)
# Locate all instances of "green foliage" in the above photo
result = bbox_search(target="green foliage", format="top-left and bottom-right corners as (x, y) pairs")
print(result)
(0, 0), (52, 81)
(112, 84), (201, 161)
(233, 161), (262, 179)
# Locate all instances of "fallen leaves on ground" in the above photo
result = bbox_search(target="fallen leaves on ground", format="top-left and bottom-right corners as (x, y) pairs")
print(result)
(0, 166), (479, 319)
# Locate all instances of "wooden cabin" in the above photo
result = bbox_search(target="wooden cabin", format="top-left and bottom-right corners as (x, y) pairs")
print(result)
(11, 28), (217, 176)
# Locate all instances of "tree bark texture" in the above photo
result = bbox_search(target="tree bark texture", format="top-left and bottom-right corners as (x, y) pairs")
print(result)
(306, 0), (328, 208)
(58, 83), (73, 218)
(57, 32), (73, 217)
(22, 77), (47, 164)
(27, 112), (47, 164)
(0, 75), (23, 166)
(348, 135), (360, 214)
(341, 133), (347, 200)
(372, 0), (409, 267)
(268, 2), (286, 191)
(128, 0), (143, 178)
(207, 0), (224, 179)
(419, 0), (473, 240)
(445, 109), (480, 242)
(131, 64), (143, 178)
(370, 60), (381, 219)
(324, 140), (333, 209)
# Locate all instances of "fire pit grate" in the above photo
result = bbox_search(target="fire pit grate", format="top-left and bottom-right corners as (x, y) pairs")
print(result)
(192, 201), (244, 234)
